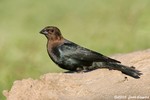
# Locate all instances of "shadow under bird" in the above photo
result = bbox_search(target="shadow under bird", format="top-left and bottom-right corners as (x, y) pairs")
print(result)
(40, 26), (142, 78)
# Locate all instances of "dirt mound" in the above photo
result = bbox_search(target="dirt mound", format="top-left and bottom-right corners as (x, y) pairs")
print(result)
(3, 49), (150, 100)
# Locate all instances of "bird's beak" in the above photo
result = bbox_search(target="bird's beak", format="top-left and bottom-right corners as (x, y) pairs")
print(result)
(39, 29), (48, 35)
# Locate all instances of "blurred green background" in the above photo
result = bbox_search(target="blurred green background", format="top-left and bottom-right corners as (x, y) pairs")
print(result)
(0, 0), (150, 99)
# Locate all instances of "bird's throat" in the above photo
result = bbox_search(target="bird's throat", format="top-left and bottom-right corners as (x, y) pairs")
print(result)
(47, 38), (64, 52)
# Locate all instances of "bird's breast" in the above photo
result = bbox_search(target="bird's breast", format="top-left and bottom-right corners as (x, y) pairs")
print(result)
(47, 46), (65, 65)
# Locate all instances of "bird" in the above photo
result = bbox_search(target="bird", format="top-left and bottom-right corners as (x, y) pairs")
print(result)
(40, 26), (142, 78)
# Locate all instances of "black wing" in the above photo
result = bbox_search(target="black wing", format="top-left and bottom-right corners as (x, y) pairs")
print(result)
(58, 40), (120, 63)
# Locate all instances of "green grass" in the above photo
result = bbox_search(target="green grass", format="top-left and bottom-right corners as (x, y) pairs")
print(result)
(0, 0), (150, 99)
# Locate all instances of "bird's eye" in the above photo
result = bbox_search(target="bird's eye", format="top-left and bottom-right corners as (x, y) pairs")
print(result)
(50, 29), (54, 33)
(46, 29), (54, 33)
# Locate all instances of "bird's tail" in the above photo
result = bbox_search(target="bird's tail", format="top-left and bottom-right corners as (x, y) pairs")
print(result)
(92, 62), (142, 78)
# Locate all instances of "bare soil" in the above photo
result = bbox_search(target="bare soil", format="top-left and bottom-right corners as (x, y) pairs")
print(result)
(3, 49), (150, 100)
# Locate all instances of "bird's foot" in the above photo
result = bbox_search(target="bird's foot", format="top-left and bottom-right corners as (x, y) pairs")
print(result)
(130, 66), (136, 69)
(76, 67), (85, 73)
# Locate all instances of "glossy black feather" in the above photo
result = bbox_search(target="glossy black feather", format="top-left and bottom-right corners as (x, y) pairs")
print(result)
(48, 39), (120, 71)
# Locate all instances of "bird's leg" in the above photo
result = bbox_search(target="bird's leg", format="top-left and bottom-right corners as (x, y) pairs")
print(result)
(130, 66), (135, 69)
(76, 67), (86, 73)
(76, 66), (93, 73)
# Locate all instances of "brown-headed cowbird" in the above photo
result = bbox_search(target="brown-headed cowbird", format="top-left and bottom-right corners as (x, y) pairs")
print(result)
(40, 26), (142, 78)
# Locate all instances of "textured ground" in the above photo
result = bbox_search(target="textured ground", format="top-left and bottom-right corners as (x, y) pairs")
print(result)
(3, 49), (150, 100)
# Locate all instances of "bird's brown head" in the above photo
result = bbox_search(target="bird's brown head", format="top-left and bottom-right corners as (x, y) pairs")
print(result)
(40, 26), (63, 41)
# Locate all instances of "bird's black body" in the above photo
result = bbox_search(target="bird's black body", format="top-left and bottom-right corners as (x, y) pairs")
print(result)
(48, 39), (120, 71)
(40, 26), (142, 79)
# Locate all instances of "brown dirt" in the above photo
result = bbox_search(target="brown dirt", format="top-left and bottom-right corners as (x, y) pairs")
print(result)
(3, 49), (150, 100)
